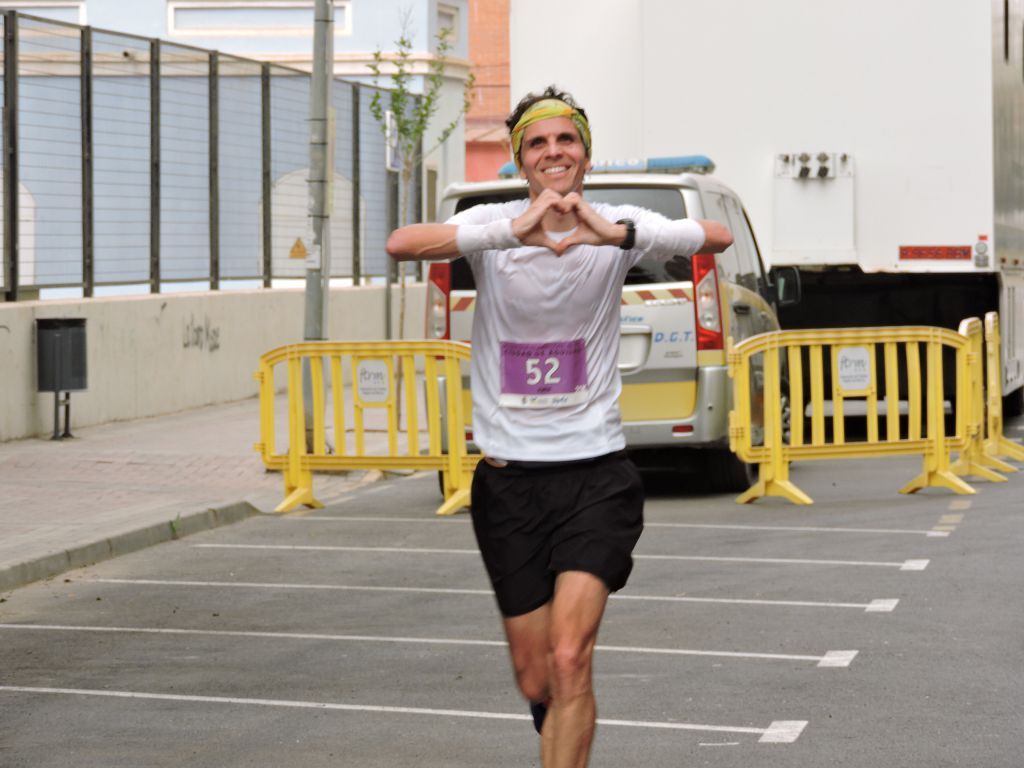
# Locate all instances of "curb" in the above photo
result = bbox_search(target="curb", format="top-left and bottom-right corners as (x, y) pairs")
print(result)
(0, 501), (259, 593)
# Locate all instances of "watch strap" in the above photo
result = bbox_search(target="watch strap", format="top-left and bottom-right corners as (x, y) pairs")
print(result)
(615, 218), (636, 250)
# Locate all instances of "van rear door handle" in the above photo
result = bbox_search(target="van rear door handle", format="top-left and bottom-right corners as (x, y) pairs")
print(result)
(618, 323), (651, 374)
(731, 301), (751, 315)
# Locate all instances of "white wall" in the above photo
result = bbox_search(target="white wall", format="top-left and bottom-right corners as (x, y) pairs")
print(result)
(509, 0), (994, 270)
(0, 285), (426, 441)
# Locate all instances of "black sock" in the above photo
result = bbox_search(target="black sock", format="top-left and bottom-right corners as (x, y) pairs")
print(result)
(529, 700), (548, 734)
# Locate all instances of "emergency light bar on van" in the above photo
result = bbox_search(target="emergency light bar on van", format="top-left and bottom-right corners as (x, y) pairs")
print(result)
(496, 155), (716, 179)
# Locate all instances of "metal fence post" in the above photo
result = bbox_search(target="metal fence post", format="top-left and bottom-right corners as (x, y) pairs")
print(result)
(80, 25), (94, 297)
(149, 39), (160, 293)
(3, 11), (18, 302)
(385, 169), (398, 339)
(208, 50), (219, 289)
(415, 136), (423, 282)
(261, 62), (271, 287)
(351, 84), (360, 286)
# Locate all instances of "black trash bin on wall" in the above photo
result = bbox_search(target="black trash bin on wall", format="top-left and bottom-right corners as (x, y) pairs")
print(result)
(36, 318), (87, 439)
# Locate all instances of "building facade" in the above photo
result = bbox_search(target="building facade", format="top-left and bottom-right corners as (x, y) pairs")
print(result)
(464, 0), (509, 182)
(1, 0), (471, 202)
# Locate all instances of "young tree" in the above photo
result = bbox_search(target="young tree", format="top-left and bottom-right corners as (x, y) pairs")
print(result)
(368, 12), (474, 340)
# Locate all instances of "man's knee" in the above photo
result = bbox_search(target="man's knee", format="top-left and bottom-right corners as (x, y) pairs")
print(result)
(548, 638), (594, 698)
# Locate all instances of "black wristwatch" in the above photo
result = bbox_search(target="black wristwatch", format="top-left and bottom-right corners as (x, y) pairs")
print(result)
(616, 218), (636, 250)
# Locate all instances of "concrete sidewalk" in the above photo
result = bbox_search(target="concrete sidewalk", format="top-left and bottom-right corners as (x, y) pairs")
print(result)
(0, 397), (389, 592)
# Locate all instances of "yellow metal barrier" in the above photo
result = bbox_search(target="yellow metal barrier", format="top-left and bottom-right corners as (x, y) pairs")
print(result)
(950, 318), (1010, 482)
(984, 312), (1024, 464)
(254, 340), (479, 515)
(728, 326), (975, 505)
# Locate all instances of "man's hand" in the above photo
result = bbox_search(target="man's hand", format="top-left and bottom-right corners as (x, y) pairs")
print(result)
(512, 191), (625, 256)
(511, 189), (574, 253)
(552, 193), (625, 254)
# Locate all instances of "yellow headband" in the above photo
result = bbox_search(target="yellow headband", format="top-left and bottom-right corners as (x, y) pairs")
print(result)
(510, 98), (592, 170)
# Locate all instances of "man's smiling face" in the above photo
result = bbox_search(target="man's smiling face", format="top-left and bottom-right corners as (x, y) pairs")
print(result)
(518, 116), (591, 199)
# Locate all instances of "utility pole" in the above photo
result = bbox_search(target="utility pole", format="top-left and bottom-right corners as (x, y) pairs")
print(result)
(303, 0), (334, 444)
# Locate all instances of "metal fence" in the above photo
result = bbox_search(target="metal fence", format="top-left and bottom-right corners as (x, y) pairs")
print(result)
(0, 11), (417, 300)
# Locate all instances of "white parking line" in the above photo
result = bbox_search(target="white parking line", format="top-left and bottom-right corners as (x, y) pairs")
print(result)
(87, 578), (897, 612)
(0, 686), (806, 743)
(646, 523), (947, 538)
(287, 516), (949, 537)
(289, 516), (466, 523)
(759, 721), (810, 744)
(817, 650), (859, 668)
(194, 544), (928, 572)
(0, 624), (857, 667)
(614, 593), (898, 612)
(900, 559), (930, 571)
(864, 599), (900, 613)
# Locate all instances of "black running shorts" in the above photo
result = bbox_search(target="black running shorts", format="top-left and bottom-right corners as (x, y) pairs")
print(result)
(469, 450), (644, 618)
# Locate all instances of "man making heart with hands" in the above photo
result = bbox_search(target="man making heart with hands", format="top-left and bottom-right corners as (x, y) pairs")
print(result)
(387, 85), (732, 768)
(513, 190), (632, 256)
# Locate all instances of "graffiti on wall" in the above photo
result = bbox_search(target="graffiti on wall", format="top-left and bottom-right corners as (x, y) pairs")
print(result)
(183, 314), (221, 352)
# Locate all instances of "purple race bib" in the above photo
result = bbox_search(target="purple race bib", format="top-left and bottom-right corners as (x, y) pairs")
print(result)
(499, 339), (589, 408)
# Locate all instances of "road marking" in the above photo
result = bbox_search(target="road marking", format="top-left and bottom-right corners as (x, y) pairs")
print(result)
(648, 522), (946, 537)
(196, 544), (479, 555)
(899, 559), (930, 571)
(194, 544), (927, 572)
(287, 516), (467, 523)
(865, 599), (900, 613)
(0, 686), (805, 742)
(0, 624), (855, 667)
(817, 650), (859, 668)
(934, 506), (966, 535)
(282, 516), (947, 537)
(760, 721), (809, 744)
(613, 593), (896, 612)
(87, 578), (895, 612)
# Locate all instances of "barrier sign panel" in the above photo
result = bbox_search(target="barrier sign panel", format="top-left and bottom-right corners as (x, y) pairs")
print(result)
(836, 346), (872, 392)
(356, 359), (390, 403)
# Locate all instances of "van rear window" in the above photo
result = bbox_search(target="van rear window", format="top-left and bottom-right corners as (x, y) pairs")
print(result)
(451, 186), (692, 288)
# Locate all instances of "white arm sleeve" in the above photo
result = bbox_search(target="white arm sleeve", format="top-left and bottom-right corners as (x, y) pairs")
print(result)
(455, 217), (521, 255)
(633, 217), (706, 260)
(445, 200), (530, 264)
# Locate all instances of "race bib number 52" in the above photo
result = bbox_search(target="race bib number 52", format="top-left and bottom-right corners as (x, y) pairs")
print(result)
(499, 339), (589, 408)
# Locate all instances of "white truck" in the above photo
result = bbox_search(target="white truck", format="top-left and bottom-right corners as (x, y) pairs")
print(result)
(508, 0), (1024, 413)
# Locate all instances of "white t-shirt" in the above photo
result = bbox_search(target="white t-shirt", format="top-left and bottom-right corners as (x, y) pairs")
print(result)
(447, 198), (705, 462)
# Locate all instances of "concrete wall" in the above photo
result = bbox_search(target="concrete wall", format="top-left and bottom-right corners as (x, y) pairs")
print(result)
(0, 285), (426, 442)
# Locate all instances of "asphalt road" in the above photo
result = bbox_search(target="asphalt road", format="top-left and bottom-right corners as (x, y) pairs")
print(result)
(2, 441), (1023, 767)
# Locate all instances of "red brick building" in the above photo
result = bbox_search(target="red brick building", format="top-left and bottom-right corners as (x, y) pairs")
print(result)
(465, 0), (511, 181)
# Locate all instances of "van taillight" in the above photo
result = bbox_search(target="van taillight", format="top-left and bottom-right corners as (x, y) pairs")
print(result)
(426, 262), (451, 339)
(692, 253), (723, 351)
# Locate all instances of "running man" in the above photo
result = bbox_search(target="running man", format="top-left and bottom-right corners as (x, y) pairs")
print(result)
(386, 86), (733, 767)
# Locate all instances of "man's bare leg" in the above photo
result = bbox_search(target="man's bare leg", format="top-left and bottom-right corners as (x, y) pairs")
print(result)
(503, 602), (553, 707)
(541, 571), (609, 768)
